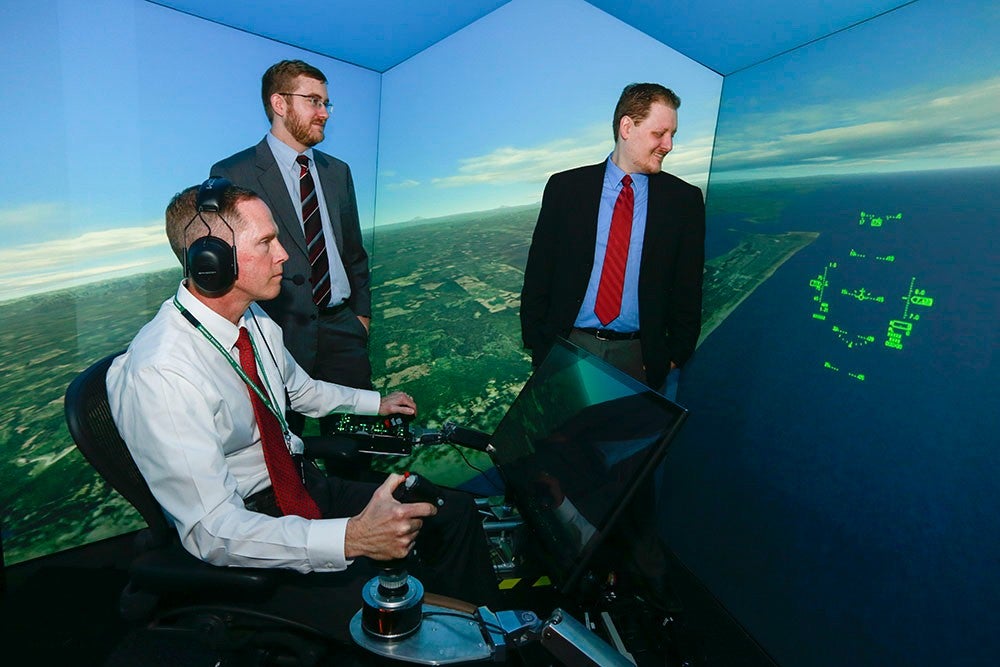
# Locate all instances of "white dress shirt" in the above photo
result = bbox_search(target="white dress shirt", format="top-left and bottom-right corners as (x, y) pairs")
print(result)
(106, 282), (381, 572)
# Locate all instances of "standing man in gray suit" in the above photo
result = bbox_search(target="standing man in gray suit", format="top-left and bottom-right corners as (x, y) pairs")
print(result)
(212, 60), (372, 435)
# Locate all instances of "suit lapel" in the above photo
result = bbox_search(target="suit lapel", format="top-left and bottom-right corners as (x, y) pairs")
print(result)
(577, 163), (605, 269)
(639, 173), (672, 283)
(312, 152), (345, 255)
(253, 140), (308, 257)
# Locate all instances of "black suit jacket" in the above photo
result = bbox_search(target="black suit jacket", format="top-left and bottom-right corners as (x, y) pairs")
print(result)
(520, 162), (705, 389)
(211, 139), (371, 374)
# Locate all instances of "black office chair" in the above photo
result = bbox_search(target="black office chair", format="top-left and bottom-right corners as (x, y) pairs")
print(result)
(63, 351), (360, 666)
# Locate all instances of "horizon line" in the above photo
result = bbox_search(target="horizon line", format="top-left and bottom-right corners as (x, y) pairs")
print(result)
(2, 163), (995, 306)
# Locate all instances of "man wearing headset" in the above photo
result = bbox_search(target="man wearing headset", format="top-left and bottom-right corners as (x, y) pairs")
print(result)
(106, 180), (496, 640)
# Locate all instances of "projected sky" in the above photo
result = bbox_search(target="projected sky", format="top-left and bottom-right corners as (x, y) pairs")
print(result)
(0, 1), (379, 303)
(0, 0), (724, 302)
(375, 0), (722, 225)
(710, 0), (998, 181)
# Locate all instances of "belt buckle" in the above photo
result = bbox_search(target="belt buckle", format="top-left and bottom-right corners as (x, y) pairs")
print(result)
(594, 329), (611, 341)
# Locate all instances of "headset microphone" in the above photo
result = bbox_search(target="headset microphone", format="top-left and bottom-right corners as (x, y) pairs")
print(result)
(283, 274), (306, 286)
(183, 177), (239, 295)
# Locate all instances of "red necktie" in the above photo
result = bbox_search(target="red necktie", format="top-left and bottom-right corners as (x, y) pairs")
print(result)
(594, 174), (634, 326)
(235, 327), (321, 519)
(297, 155), (331, 307)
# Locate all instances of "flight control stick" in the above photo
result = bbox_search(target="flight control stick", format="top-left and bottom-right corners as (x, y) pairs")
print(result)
(350, 474), (637, 665)
(359, 472), (445, 641)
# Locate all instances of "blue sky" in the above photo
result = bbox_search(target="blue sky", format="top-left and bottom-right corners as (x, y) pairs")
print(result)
(375, 0), (723, 225)
(0, 0), (379, 303)
(0, 0), (722, 302)
(710, 0), (999, 181)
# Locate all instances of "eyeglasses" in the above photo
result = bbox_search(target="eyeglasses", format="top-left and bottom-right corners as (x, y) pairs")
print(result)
(278, 93), (334, 113)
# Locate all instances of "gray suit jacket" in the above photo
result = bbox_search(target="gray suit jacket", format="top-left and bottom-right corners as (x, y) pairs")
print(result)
(211, 138), (371, 374)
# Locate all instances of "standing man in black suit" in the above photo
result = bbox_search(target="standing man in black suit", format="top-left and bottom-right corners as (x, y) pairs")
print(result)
(520, 83), (705, 397)
(212, 60), (372, 434)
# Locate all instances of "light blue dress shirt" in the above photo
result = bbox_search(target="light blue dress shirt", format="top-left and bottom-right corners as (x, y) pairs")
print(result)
(574, 156), (648, 332)
(266, 133), (352, 306)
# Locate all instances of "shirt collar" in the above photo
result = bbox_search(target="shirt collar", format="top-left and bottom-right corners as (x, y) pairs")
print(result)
(267, 132), (314, 171)
(175, 281), (248, 349)
(604, 154), (648, 190)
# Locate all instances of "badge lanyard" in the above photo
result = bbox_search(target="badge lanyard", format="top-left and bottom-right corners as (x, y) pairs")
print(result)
(172, 297), (296, 456)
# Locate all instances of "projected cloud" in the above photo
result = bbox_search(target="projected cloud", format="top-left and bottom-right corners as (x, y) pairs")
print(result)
(713, 77), (999, 180)
(375, 0), (721, 226)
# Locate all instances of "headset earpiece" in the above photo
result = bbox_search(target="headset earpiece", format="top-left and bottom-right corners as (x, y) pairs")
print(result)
(183, 177), (239, 294)
(186, 235), (238, 294)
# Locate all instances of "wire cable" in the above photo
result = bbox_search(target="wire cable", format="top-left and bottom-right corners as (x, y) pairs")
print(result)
(420, 610), (509, 638)
(449, 443), (505, 495)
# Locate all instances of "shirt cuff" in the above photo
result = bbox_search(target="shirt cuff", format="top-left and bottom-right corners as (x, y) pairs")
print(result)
(306, 517), (352, 572)
(356, 389), (381, 415)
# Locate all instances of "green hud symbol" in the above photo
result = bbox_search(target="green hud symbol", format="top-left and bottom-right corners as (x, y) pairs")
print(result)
(808, 211), (934, 381)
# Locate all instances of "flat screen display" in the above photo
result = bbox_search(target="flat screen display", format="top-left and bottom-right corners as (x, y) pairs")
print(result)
(489, 338), (688, 596)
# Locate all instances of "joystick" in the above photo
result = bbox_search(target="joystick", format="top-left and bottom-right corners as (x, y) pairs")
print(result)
(360, 473), (444, 641)
(392, 471), (445, 506)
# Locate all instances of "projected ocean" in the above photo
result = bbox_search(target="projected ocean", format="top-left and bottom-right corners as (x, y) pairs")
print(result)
(663, 165), (999, 667)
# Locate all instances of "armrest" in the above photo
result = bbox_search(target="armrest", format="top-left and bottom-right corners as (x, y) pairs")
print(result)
(302, 435), (370, 480)
(130, 541), (277, 596)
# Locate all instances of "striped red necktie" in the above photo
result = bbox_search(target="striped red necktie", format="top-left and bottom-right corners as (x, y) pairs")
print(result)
(296, 155), (331, 307)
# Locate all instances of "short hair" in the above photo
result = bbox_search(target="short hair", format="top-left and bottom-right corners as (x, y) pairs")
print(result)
(165, 183), (260, 265)
(261, 59), (328, 123)
(612, 83), (681, 142)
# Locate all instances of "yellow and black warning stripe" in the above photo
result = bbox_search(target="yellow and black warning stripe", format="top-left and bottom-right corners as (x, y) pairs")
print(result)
(497, 575), (552, 591)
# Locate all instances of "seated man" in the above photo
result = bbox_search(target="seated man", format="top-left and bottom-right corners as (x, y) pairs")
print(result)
(107, 179), (496, 642)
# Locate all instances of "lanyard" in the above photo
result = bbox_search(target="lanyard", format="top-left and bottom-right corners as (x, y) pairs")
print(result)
(172, 296), (291, 437)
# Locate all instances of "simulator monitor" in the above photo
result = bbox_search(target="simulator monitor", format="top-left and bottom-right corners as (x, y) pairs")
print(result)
(489, 338), (689, 598)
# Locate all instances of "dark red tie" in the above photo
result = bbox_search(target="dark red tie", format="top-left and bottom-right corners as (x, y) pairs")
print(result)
(297, 155), (331, 307)
(235, 327), (321, 519)
(594, 174), (634, 326)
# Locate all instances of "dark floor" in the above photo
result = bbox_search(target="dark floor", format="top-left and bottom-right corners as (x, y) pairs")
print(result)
(0, 532), (777, 666)
(0, 544), (373, 667)
(1, 539), (378, 667)
(1, 535), (133, 666)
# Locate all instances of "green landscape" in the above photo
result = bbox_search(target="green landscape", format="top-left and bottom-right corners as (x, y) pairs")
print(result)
(365, 205), (539, 486)
(0, 270), (183, 562)
(0, 206), (539, 563)
(0, 197), (814, 564)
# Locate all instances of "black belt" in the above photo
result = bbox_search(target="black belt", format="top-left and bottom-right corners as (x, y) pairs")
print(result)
(574, 327), (641, 341)
(319, 300), (350, 317)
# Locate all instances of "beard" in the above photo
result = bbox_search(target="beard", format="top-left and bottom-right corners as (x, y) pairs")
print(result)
(286, 107), (325, 147)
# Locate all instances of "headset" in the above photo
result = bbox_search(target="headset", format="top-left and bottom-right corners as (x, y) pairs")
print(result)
(183, 177), (239, 294)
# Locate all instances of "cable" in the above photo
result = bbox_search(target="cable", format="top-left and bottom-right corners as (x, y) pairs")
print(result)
(420, 610), (508, 638)
(449, 443), (505, 495)
(250, 310), (286, 387)
(250, 309), (296, 410)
